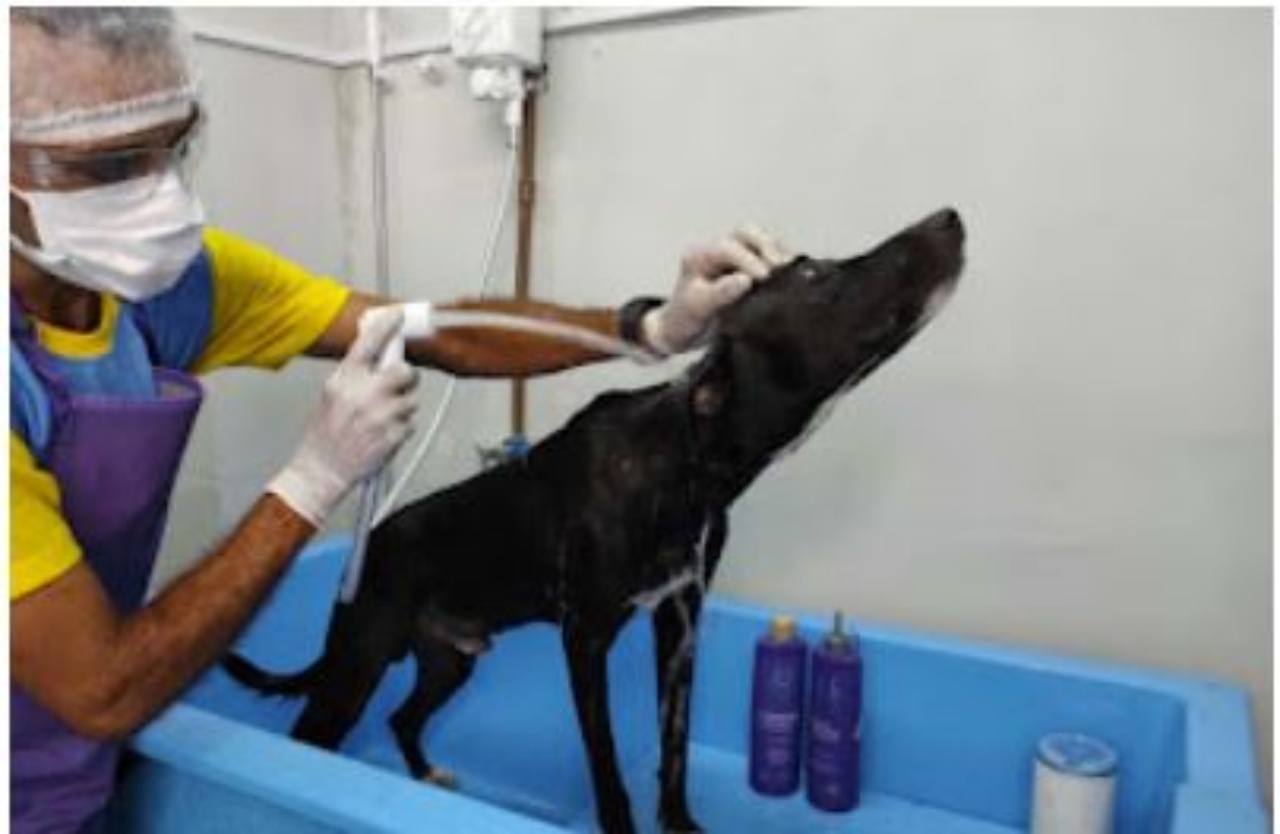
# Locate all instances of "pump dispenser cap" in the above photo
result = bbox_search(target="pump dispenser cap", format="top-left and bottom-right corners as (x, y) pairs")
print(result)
(824, 610), (857, 652)
(768, 615), (797, 641)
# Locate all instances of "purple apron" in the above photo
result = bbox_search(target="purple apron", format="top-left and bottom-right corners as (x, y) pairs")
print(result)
(10, 300), (204, 833)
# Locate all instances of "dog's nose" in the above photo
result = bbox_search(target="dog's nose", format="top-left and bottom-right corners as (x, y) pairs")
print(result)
(921, 208), (962, 233)
(917, 209), (965, 252)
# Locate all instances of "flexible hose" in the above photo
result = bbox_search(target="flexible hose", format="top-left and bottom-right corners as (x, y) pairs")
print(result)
(340, 10), (392, 604)
(372, 137), (521, 525)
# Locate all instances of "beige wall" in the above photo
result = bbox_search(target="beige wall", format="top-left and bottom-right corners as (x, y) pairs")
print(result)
(163, 7), (1272, 797)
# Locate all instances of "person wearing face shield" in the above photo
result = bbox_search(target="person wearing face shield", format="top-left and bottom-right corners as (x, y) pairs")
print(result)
(8, 8), (792, 833)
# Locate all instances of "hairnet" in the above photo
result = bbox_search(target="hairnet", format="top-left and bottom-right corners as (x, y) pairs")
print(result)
(11, 8), (201, 145)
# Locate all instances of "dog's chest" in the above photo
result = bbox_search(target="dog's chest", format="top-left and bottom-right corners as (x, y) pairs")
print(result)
(626, 516), (715, 611)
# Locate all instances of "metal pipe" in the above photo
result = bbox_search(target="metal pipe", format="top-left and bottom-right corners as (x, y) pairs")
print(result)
(511, 83), (539, 438)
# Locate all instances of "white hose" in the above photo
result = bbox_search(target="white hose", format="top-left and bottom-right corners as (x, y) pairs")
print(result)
(372, 313), (655, 523)
(372, 137), (520, 525)
(362, 81), (659, 532)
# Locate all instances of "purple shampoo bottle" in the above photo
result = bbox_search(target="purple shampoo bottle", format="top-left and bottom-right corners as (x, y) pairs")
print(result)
(807, 611), (862, 812)
(749, 615), (808, 796)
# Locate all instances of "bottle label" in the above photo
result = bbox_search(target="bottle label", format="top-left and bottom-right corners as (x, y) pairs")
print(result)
(757, 710), (799, 728)
(810, 717), (844, 746)
(766, 665), (800, 698)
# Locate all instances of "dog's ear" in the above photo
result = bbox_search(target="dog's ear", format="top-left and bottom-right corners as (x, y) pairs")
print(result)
(687, 343), (734, 420)
(692, 378), (728, 417)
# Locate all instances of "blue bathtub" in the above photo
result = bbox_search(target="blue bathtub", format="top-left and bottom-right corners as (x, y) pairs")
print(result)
(107, 537), (1266, 832)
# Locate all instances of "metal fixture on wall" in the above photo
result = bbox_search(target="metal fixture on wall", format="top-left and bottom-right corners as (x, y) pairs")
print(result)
(511, 82), (539, 437)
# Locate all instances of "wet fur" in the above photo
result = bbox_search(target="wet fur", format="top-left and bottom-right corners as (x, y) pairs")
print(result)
(225, 209), (965, 833)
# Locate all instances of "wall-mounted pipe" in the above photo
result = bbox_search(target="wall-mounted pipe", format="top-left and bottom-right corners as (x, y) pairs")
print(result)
(366, 8), (392, 300)
(511, 84), (540, 437)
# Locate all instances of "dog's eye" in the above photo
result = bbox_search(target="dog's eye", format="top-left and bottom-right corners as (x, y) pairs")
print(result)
(800, 261), (832, 282)
(858, 314), (899, 345)
(786, 257), (823, 283)
(859, 307), (917, 345)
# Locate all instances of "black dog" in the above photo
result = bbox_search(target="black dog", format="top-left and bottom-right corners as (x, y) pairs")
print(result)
(226, 209), (965, 833)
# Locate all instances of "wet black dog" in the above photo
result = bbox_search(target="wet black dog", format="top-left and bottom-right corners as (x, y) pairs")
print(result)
(226, 209), (965, 833)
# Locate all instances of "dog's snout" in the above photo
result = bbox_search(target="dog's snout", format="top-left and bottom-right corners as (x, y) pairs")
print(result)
(921, 208), (963, 235)
(913, 209), (965, 268)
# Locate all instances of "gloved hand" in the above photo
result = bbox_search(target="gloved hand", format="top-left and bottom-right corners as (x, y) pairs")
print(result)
(267, 306), (420, 527)
(643, 224), (792, 355)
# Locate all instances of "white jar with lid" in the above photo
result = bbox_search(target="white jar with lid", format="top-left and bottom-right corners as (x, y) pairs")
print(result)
(1032, 732), (1118, 834)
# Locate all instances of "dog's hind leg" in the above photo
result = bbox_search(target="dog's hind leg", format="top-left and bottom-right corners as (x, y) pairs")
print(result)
(652, 587), (706, 834)
(389, 635), (477, 786)
(289, 609), (403, 751)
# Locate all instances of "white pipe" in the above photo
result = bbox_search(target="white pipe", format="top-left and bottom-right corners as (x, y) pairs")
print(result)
(366, 8), (391, 299)
(365, 7), (383, 72)
(340, 7), (395, 605)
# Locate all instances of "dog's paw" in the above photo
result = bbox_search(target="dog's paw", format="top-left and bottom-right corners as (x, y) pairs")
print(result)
(661, 823), (704, 834)
(659, 812), (704, 834)
(597, 809), (638, 834)
(420, 767), (459, 790)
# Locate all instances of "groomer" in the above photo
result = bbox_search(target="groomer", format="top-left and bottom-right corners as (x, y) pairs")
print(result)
(9, 8), (790, 832)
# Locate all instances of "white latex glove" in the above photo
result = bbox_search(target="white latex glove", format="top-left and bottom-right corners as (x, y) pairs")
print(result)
(643, 224), (792, 355)
(267, 306), (420, 527)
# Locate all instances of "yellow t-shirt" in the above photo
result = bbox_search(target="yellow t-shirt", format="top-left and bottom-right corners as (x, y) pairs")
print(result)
(10, 227), (351, 600)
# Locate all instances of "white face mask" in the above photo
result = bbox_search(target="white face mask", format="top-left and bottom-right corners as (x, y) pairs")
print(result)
(10, 169), (205, 302)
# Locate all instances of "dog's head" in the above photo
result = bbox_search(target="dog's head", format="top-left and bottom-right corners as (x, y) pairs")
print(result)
(690, 208), (965, 487)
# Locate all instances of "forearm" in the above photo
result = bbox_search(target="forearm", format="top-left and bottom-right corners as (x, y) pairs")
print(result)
(307, 224), (787, 373)
(421, 298), (622, 377)
(307, 293), (627, 377)
(79, 496), (312, 737)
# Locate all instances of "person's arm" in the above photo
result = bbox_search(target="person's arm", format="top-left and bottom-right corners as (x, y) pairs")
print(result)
(304, 225), (792, 374)
(12, 495), (312, 740)
(306, 292), (621, 376)
(12, 310), (418, 739)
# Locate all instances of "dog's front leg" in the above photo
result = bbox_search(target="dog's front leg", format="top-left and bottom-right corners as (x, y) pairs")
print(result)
(563, 626), (636, 834)
(652, 587), (705, 834)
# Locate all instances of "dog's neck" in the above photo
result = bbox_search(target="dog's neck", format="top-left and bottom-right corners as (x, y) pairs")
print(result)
(675, 338), (829, 507)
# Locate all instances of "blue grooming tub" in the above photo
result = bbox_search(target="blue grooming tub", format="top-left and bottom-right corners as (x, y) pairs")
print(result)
(107, 537), (1266, 832)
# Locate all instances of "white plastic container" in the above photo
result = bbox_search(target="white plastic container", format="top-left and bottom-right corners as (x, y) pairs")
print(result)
(1032, 732), (1118, 834)
(450, 8), (543, 70)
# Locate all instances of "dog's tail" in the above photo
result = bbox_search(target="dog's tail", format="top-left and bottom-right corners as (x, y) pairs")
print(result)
(222, 652), (321, 698)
